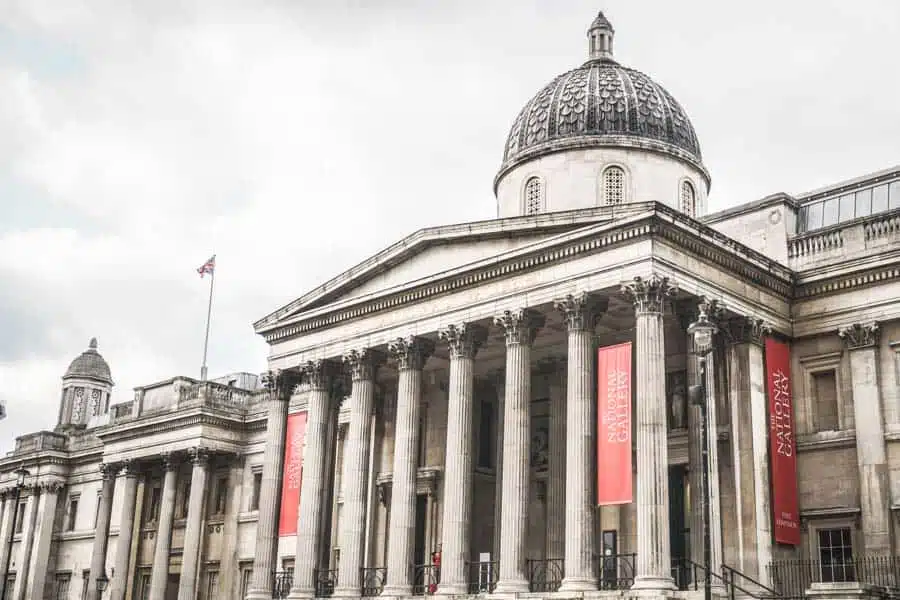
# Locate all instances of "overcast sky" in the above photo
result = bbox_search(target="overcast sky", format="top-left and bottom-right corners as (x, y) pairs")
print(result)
(1, 0), (899, 449)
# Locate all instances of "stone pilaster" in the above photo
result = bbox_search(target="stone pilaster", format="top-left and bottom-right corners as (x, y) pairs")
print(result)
(87, 463), (119, 600)
(0, 490), (15, 593)
(13, 488), (39, 600)
(247, 369), (298, 600)
(437, 324), (487, 595)
(555, 293), (608, 591)
(493, 309), (545, 594)
(290, 360), (339, 598)
(178, 448), (210, 600)
(27, 481), (63, 600)
(542, 358), (566, 562)
(111, 461), (140, 600)
(149, 455), (180, 600)
(621, 275), (676, 591)
(383, 337), (435, 596)
(334, 349), (384, 597)
(838, 322), (891, 555)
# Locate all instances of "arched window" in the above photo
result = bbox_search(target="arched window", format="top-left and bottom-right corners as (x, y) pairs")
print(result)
(524, 176), (544, 215)
(680, 180), (696, 217)
(602, 166), (625, 205)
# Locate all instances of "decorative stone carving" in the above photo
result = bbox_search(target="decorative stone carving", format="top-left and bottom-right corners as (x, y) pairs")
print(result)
(188, 447), (210, 466)
(261, 368), (302, 401)
(666, 370), (688, 430)
(99, 462), (120, 480)
(722, 316), (772, 346)
(554, 292), (609, 331)
(621, 275), (677, 314)
(343, 348), (384, 381)
(838, 322), (880, 350)
(388, 336), (436, 371)
(160, 452), (180, 471)
(121, 459), (140, 478)
(39, 480), (65, 494)
(300, 359), (337, 391)
(494, 309), (545, 346)
(439, 323), (487, 360)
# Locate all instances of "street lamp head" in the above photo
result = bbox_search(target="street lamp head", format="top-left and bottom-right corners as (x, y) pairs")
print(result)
(96, 572), (109, 592)
(688, 307), (718, 356)
(14, 466), (30, 488)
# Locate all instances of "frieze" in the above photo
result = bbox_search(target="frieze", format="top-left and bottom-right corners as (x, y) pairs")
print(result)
(261, 210), (793, 345)
(838, 322), (880, 350)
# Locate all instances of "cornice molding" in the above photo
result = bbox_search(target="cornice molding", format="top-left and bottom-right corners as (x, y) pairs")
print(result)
(261, 211), (794, 345)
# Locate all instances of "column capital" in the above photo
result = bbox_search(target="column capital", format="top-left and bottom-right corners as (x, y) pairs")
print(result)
(99, 462), (120, 480)
(261, 369), (302, 401)
(439, 323), (488, 360)
(838, 322), (880, 350)
(300, 359), (338, 391)
(722, 315), (772, 346)
(388, 336), (436, 371)
(38, 480), (65, 494)
(343, 348), (385, 381)
(494, 309), (545, 346)
(160, 452), (180, 472)
(554, 292), (608, 331)
(621, 275), (677, 315)
(120, 459), (141, 478)
(188, 447), (211, 467)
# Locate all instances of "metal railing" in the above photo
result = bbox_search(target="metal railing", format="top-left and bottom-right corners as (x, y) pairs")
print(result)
(466, 560), (499, 594)
(670, 558), (729, 592)
(271, 571), (293, 599)
(314, 568), (337, 598)
(361, 567), (387, 597)
(526, 558), (564, 592)
(768, 557), (900, 600)
(412, 564), (440, 595)
(595, 552), (636, 590)
(722, 564), (782, 600)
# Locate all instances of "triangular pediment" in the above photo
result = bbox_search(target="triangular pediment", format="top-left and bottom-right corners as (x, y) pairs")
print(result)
(254, 205), (654, 332)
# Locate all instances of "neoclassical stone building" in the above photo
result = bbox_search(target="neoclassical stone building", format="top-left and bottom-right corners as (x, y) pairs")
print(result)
(3, 10), (900, 600)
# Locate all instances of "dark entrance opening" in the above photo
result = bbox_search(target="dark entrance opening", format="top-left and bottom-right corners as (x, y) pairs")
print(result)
(669, 465), (690, 587)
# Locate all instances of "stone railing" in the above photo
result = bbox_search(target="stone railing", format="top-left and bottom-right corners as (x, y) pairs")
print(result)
(179, 381), (257, 409)
(110, 401), (134, 421)
(789, 210), (900, 270)
(110, 380), (265, 423)
(14, 431), (67, 453)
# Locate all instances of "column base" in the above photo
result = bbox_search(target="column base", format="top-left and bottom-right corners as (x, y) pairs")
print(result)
(630, 575), (676, 593)
(244, 589), (274, 600)
(559, 576), (598, 592)
(332, 586), (362, 598)
(435, 582), (468, 596)
(380, 585), (412, 597)
(492, 579), (529, 594)
(287, 587), (316, 600)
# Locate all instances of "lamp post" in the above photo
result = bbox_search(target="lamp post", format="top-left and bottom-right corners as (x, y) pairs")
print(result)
(0, 466), (31, 600)
(688, 307), (717, 600)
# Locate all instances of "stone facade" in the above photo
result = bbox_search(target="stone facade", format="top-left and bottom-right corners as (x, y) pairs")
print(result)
(4, 10), (900, 600)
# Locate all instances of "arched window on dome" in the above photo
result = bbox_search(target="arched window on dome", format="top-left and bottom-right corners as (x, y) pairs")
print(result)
(602, 166), (625, 205)
(680, 180), (696, 217)
(524, 176), (544, 215)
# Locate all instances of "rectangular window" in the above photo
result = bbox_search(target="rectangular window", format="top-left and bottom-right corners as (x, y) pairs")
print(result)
(478, 401), (494, 469)
(813, 370), (839, 431)
(212, 476), (229, 515)
(180, 480), (192, 519)
(822, 197), (840, 228)
(134, 569), (151, 600)
(890, 181), (900, 210)
(55, 573), (71, 600)
(855, 188), (872, 219)
(806, 201), (824, 230)
(205, 571), (219, 600)
(144, 485), (161, 524)
(240, 566), (254, 599)
(838, 193), (855, 222)
(872, 184), (889, 214)
(15, 502), (26, 534)
(250, 472), (263, 511)
(818, 527), (854, 582)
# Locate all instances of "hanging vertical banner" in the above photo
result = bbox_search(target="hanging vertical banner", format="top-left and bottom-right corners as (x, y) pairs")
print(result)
(765, 338), (800, 545)
(597, 342), (633, 505)
(278, 411), (308, 536)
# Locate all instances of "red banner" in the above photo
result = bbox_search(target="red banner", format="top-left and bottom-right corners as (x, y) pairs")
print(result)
(278, 411), (308, 536)
(597, 342), (633, 505)
(765, 338), (800, 545)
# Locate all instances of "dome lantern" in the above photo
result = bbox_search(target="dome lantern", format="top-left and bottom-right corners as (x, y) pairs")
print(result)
(588, 11), (614, 62)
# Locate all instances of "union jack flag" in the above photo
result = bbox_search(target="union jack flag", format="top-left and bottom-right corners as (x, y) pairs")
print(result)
(197, 254), (216, 278)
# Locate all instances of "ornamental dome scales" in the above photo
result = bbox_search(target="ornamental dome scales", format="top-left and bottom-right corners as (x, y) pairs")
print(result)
(496, 12), (706, 188)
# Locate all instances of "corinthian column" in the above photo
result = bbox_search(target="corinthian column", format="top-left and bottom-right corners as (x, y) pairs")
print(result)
(290, 360), (338, 599)
(493, 308), (545, 594)
(436, 324), (487, 595)
(26, 481), (63, 600)
(178, 448), (211, 600)
(149, 455), (179, 600)
(838, 322), (891, 555)
(247, 369), (298, 600)
(111, 462), (140, 600)
(88, 463), (119, 600)
(542, 358), (566, 562)
(555, 293), (607, 591)
(334, 349), (384, 597)
(621, 275), (676, 591)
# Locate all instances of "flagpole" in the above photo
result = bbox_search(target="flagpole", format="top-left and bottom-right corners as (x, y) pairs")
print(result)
(200, 267), (215, 381)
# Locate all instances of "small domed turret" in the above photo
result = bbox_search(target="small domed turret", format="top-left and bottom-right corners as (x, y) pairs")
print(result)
(58, 338), (114, 428)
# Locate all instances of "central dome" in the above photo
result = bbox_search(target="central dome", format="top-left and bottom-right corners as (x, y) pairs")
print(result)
(496, 12), (705, 186)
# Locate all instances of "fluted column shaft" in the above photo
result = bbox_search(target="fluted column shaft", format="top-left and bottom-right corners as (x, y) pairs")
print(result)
(177, 450), (210, 600)
(556, 294), (605, 591)
(12, 489), (38, 600)
(335, 349), (382, 597)
(247, 370), (296, 600)
(88, 464), (118, 600)
(149, 458), (179, 600)
(290, 361), (336, 599)
(545, 367), (566, 561)
(0, 491), (15, 592)
(494, 309), (544, 594)
(26, 483), (62, 600)
(437, 325), (486, 595)
(111, 464), (139, 600)
(384, 338), (434, 596)
(623, 275), (676, 591)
